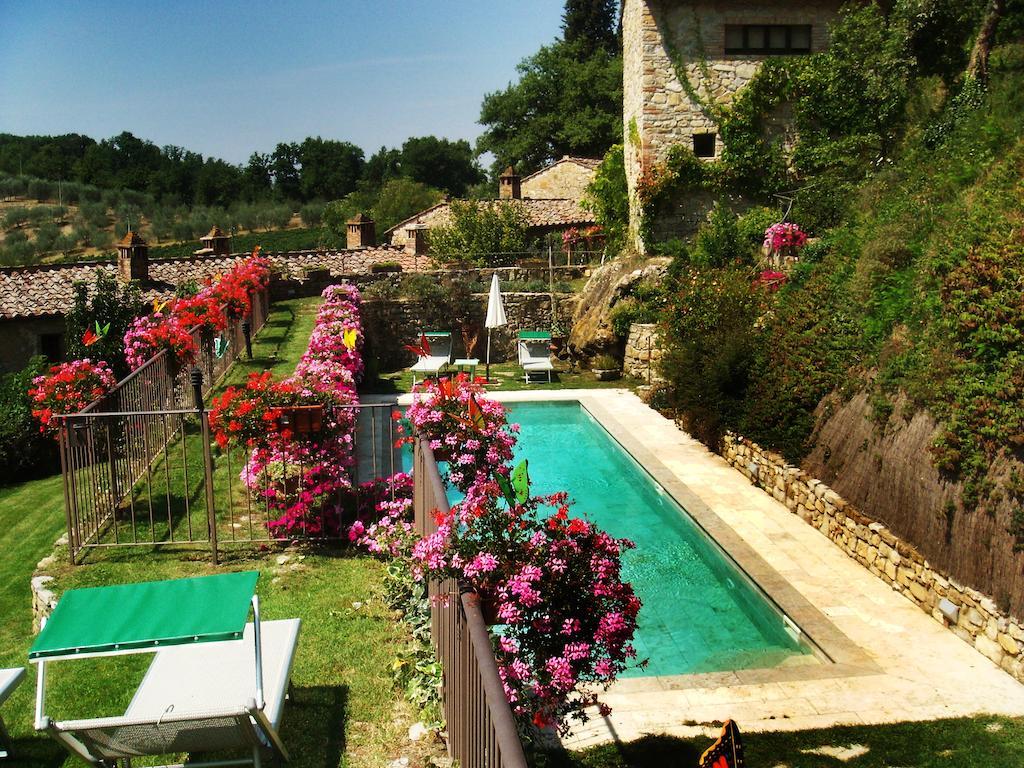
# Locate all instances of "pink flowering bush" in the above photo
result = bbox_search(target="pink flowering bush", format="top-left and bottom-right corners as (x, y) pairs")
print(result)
(399, 375), (517, 500)
(123, 310), (198, 372)
(215, 283), (365, 538)
(763, 221), (809, 253)
(410, 488), (641, 732)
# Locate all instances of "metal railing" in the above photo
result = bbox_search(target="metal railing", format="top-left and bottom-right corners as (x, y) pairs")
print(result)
(59, 401), (401, 564)
(413, 438), (529, 768)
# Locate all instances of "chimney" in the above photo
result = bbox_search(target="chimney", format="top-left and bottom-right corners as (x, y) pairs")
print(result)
(200, 225), (232, 256)
(346, 213), (376, 249)
(116, 230), (149, 282)
(499, 165), (521, 200)
(405, 224), (428, 256)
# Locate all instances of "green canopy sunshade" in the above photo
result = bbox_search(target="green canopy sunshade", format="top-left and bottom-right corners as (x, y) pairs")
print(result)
(29, 571), (259, 661)
(518, 331), (551, 340)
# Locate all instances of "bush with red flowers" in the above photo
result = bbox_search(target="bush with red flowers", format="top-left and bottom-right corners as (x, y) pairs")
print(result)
(29, 359), (116, 435)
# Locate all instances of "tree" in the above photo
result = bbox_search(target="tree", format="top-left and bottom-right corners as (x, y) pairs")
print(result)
(65, 270), (142, 378)
(477, 40), (622, 174)
(270, 142), (302, 201)
(364, 146), (402, 187)
(428, 200), (536, 266)
(298, 137), (365, 201)
(371, 178), (443, 234)
(562, 0), (619, 56)
(241, 152), (273, 201)
(582, 144), (627, 249)
(398, 136), (484, 197)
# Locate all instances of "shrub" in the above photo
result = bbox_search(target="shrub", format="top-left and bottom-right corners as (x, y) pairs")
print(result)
(582, 144), (628, 251)
(299, 201), (326, 228)
(428, 200), (537, 266)
(0, 358), (58, 486)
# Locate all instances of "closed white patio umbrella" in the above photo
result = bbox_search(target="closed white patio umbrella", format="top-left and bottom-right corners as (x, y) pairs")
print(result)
(484, 273), (507, 382)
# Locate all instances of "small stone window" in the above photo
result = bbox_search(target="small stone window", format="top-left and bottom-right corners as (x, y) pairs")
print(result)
(693, 133), (717, 159)
(39, 332), (63, 361)
(725, 25), (813, 55)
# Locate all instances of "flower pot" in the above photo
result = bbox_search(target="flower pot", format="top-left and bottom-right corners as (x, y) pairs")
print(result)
(276, 405), (324, 436)
(593, 368), (621, 381)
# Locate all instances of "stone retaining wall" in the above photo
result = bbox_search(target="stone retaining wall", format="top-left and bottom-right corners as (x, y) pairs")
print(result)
(721, 433), (1024, 682)
(623, 323), (664, 381)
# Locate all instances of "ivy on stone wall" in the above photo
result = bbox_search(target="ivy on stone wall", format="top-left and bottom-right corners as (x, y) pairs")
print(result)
(637, 4), (914, 242)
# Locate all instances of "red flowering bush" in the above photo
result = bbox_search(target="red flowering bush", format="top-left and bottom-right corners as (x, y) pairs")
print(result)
(172, 293), (227, 335)
(123, 311), (198, 372)
(29, 359), (116, 435)
(763, 221), (808, 252)
(214, 283), (364, 537)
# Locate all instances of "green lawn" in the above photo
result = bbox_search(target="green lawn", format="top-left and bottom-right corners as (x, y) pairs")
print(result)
(1, 295), (443, 768)
(362, 359), (644, 396)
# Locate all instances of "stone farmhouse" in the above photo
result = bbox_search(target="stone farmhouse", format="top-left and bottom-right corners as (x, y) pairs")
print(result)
(384, 157), (602, 254)
(0, 224), (415, 374)
(623, 0), (844, 249)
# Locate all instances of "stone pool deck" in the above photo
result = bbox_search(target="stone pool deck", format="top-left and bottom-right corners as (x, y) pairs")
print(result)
(461, 389), (1024, 747)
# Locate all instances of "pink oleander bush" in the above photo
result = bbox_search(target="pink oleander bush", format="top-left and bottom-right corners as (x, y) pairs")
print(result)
(398, 374), (516, 503)
(763, 221), (808, 253)
(215, 283), (365, 537)
(356, 374), (642, 734)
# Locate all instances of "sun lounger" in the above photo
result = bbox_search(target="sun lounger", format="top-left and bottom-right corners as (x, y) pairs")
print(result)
(409, 331), (453, 385)
(518, 331), (554, 383)
(0, 667), (25, 759)
(31, 572), (300, 768)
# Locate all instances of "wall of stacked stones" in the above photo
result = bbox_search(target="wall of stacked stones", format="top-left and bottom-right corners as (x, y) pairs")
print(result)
(623, 322), (664, 381)
(522, 163), (596, 201)
(622, 0), (842, 249)
(721, 433), (1024, 682)
(362, 293), (580, 371)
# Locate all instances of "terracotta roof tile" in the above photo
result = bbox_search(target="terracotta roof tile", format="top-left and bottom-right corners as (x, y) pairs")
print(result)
(0, 245), (421, 320)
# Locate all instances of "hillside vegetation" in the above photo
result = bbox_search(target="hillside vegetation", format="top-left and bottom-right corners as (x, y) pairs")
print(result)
(650, 4), (1024, 613)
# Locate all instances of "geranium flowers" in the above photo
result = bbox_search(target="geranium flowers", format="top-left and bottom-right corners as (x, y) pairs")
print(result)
(123, 252), (271, 372)
(29, 359), (116, 435)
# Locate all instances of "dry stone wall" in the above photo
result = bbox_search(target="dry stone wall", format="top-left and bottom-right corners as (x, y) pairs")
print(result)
(522, 161), (597, 201)
(721, 433), (1024, 683)
(623, 323), (664, 381)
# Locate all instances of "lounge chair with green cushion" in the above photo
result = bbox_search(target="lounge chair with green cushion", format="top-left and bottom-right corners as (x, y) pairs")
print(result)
(31, 572), (300, 768)
(518, 331), (554, 383)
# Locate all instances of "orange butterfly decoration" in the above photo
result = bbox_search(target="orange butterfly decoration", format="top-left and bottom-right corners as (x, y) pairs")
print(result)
(436, 377), (455, 399)
(453, 393), (486, 431)
(81, 328), (99, 347)
(152, 298), (169, 314)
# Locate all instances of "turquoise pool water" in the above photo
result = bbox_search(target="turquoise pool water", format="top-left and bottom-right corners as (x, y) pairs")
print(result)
(504, 401), (811, 677)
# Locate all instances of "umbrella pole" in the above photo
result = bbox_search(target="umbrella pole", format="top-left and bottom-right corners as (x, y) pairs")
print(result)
(486, 329), (492, 382)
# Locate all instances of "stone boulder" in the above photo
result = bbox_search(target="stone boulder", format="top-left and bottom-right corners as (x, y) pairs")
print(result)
(567, 256), (670, 365)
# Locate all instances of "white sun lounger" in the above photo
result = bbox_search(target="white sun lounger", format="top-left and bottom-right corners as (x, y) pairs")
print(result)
(31, 572), (300, 768)
(42, 620), (300, 768)
(518, 332), (554, 383)
(0, 667), (25, 758)
(409, 331), (453, 385)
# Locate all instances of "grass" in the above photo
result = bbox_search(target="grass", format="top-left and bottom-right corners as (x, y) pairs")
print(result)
(539, 717), (1024, 767)
(361, 360), (645, 396)
(1, 294), (444, 767)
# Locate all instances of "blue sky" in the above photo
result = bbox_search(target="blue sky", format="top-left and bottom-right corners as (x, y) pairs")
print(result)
(0, 1), (565, 164)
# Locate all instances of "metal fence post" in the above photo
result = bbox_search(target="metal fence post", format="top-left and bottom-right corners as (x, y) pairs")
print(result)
(192, 368), (219, 565)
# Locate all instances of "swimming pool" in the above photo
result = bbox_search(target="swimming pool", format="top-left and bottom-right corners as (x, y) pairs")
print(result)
(505, 400), (814, 678)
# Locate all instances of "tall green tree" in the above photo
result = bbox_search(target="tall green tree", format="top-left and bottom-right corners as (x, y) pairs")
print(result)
(562, 0), (619, 55)
(298, 137), (365, 201)
(477, 0), (622, 177)
(65, 270), (142, 378)
(397, 136), (484, 197)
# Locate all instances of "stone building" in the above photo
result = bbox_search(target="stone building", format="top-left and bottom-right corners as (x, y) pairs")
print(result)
(385, 158), (602, 255)
(623, 0), (844, 249)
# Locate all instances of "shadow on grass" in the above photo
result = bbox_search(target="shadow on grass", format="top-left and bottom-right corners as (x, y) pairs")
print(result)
(279, 684), (348, 768)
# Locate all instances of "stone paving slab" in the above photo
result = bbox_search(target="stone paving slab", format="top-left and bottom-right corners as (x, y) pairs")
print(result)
(477, 390), (1024, 747)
